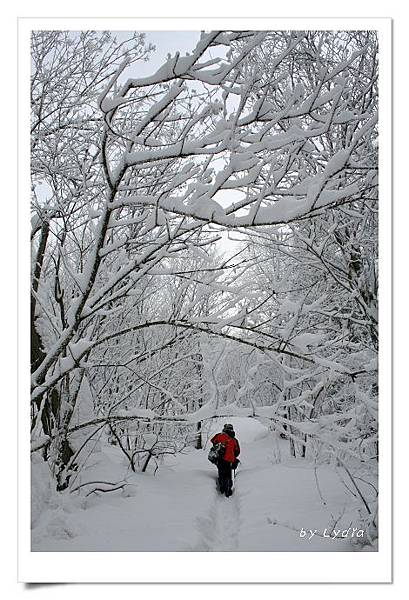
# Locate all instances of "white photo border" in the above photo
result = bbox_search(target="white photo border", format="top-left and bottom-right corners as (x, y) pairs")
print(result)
(18, 16), (392, 583)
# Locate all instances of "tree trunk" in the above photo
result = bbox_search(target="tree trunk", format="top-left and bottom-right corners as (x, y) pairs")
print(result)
(195, 421), (202, 450)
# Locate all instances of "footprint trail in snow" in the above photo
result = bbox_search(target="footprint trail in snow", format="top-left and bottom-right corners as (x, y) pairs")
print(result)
(195, 490), (241, 551)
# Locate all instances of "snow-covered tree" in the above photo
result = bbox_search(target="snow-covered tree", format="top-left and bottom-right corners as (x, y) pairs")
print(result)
(30, 29), (378, 503)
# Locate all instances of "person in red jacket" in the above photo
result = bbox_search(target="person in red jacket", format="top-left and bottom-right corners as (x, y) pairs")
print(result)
(211, 423), (240, 497)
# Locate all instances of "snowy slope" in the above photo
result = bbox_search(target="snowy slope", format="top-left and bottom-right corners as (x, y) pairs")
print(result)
(32, 417), (377, 552)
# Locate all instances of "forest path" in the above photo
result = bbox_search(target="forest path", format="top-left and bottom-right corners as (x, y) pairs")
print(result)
(192, 418), (271, 551)
(213, 492), (241, 551)
(194, 483), (241, 551)
(31, 417), (373, 551)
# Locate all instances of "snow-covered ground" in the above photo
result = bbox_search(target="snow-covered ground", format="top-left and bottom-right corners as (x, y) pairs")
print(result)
(31, 417), (377, 552)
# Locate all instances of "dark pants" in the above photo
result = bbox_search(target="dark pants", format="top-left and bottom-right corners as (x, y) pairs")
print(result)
(217, 459), (232, 495)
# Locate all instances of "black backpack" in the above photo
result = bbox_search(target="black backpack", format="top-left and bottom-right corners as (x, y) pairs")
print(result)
(208, 441), (226, 464)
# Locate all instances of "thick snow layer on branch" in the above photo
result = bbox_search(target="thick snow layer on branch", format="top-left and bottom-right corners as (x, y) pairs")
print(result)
(290, 333), (325, 351)
(67, 339), (92, 361)
(115, 407), (157, 419)
(186, 401), (252, 422)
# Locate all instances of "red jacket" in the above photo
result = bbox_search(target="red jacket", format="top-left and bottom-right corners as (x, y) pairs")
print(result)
(211, 432), (240, 463)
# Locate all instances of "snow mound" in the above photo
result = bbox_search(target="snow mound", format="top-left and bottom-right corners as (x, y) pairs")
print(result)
(31, 454), (53, 528)
(44, 514), (80, 540)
